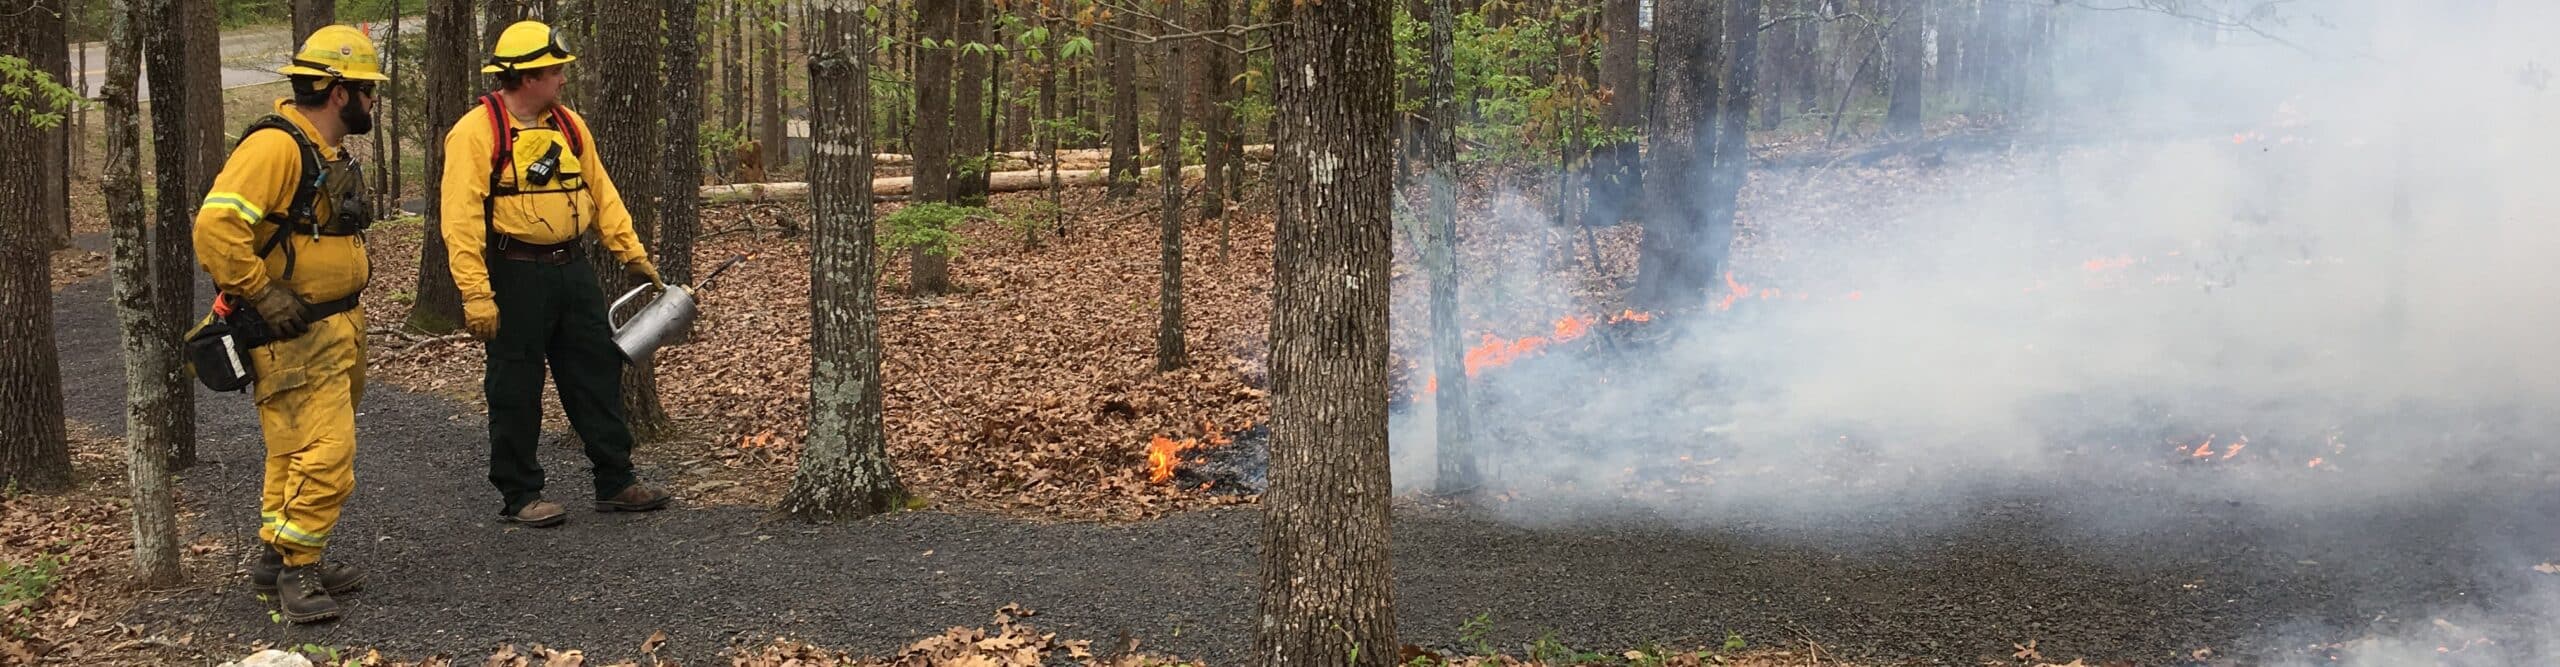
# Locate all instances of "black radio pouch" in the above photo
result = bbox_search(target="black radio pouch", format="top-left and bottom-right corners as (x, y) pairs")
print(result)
(184, 296), (283, 393)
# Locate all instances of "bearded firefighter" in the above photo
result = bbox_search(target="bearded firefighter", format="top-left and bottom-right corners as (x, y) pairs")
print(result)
(440, 20), (673, 528)
(192, 25), (386, 624)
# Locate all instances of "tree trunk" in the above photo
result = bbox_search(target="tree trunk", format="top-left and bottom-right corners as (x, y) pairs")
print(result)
(758, 0), (786, 169)
(1105, 7), (1139, 199)
(908, 0), (956, 295)
(1932, 0), (1958, 93)
(103, 0), (179, 582)
(1198, 0), (1231, 225)
(1039, 7), (1061, 238)
(1421, 0), (1474, 495)
(143, 0), (204, 469)
(951, 0), (991, 204)
(783, 0), (909, 520)
(0, 0), (71, 493)
(1631, 0), (1718, 311)
(1154, 0), (1186, 373)
(1254, 0), (1399, 663)
(725, 0), (745, 132)
(1705, 0), (1760, 285)
(412, 0), (474, 334)
(662, 0), (703, 286)
(293, 0), (333, 38)
(36, 0), (70, 252)
(1588, 0), (1643, 219)
(1758, 0), (1793, 131)
(1885, 0), (1924, 136)
(594, 0), (669, 438)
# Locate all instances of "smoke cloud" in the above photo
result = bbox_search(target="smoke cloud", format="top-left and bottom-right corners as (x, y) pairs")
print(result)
(1388, 0), (2560, 658)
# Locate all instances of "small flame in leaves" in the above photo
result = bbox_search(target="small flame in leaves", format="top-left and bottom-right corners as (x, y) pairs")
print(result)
(1147, 435), (1198, 484)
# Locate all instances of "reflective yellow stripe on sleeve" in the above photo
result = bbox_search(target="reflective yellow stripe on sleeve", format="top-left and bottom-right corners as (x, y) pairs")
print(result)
(201, 192), (268, 225)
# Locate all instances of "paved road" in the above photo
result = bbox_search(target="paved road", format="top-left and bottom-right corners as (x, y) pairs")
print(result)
(68, 19), (423, 100)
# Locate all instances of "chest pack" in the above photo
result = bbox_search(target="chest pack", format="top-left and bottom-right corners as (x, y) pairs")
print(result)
(478, 93), (591, 250)
(231, 114), (373, 282)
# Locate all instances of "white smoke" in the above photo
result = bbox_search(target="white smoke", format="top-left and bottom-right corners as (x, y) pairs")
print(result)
(1388, 0), (2560, 657)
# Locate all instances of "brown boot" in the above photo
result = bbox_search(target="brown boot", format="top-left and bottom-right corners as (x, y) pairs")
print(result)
(274, 564), (343, 624)
(501, 499), (568, 528)
(250, 547), (364, 595)
(596, 483), (672, 513)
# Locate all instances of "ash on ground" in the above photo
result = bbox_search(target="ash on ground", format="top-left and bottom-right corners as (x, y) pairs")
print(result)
(1173, 423), (1269, 495)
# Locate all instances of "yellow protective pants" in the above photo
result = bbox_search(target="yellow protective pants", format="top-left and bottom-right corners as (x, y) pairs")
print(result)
(248, 309), (366, 567)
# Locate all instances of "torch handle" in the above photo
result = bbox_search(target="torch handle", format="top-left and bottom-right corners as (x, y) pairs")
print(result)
(696, 254), (748, 291)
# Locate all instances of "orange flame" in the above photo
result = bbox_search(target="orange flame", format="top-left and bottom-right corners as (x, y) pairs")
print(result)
(1148, 434), (1198, 484)
(1713, 272), (1751, 311)
(2189, 435), (2217, 459)
(1554, 315), (1591, 341)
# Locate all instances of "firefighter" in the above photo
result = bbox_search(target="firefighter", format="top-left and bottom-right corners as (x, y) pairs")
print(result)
(193, 24), (386, 624)
(440, 19), (674, 529)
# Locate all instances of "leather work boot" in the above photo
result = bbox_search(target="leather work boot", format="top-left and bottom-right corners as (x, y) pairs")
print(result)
(502, 499), (568, 528)
(274, 564), (343, 624)
(595, 482), (673, 513)
(250, 548), (364, 595)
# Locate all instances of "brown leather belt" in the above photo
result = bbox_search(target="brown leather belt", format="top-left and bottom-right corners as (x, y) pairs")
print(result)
(495, 240), (581, 265)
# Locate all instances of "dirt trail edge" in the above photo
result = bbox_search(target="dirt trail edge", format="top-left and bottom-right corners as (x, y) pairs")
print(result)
(49, 270), (2560, 666)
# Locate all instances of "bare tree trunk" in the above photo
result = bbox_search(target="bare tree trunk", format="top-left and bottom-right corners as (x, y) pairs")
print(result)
(1885, 0), (1924, 136)
(1105, 7), (1139, 199)
(1705, 0), (1760, 281)
(908, 0), (955, 295)
(759, 0), (786, 169)
(1254, 0), (1399, 663)
(143, 0), (204, 469)
(1154, 0), (1186, 373)
(412, 0), (473, 334)
(36, 0), (70, 252)
(662, 0), (703, 286)
(1631, 0), (1715, 311)
(951, 0), (991, 204)
(725, 0), (745, 132)
(1759, 0), (1794, 131)
(1588, 0), (1643, 219)
(594, 0), (669, 438)
(1198, 0), (1231, 226)
(1039, 7), (1062, 238)
(293, 0), (333, 38)
(0, 0), (72, 493)
(1423, 0), (1474, 495)
(783, 0), (909, 520)
(102, 0), (178, 582)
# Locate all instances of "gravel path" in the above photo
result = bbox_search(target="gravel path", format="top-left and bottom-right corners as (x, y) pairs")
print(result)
(50, 269), (2560, 666)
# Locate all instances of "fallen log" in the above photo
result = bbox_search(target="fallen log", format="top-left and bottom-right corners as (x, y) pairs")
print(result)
(866, 144), (1272, 170)
(702, 164), (1219, 204)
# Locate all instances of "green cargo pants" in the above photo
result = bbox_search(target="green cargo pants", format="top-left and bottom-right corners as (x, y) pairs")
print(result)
(484, 249), (638, 515)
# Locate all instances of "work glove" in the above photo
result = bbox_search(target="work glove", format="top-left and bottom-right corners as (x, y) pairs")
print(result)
(251, 286), (312, 340)
(464, 298), (501, 341)
(626, 258), (663, 288)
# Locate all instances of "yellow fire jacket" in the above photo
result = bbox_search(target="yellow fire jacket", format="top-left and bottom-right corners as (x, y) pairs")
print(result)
(194, 100), (371, 304)
(438, 99), (650, 305)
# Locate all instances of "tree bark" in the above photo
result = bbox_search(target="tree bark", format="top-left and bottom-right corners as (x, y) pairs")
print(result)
(1198, 0), (1231, 226)
(758, 0), (786, 169)
(143, 0), (203, 469)
(725, 0), (745, 132)
(36, 0), (70, 251)
(1588, 0), (1644, 219)
(412, 0), (474, 334)
(782, 0), (909, 521)
(1105, 7), (1139, 199)
(1705, 0), (1760, 285)
(293, 0), (333, 39)
(908, 0), (956, 295)
(1423, 0), (1474, 496)
(1885, 0), (1924, 136)
(1254, 0), (1399, 663)
(1631, 0), (1721, 311)
(0, 0), (72, 493)
(103, 0), (179, 583)
(951, 0), (991, 204)
(662, 0), (703, 286)
(1038, 8), (1062, 238)
(1154, 0), (1186, 373)
(593, 0), (669, 438)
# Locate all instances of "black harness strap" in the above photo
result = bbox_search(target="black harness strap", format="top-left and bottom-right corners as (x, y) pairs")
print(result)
(478, 93), (590, 251)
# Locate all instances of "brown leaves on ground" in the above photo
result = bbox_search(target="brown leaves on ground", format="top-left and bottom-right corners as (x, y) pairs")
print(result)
(730, 605), (1196, 667)
(358, 187), (1273, 520)
(0, 424), (217, 666)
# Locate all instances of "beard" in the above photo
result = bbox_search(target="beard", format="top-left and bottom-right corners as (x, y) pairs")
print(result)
(340, 99), (374, 136)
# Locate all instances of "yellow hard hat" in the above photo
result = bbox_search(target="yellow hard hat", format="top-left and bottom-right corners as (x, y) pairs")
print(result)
(279, 25), (389, 82)
(482, 21), (577, 74)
